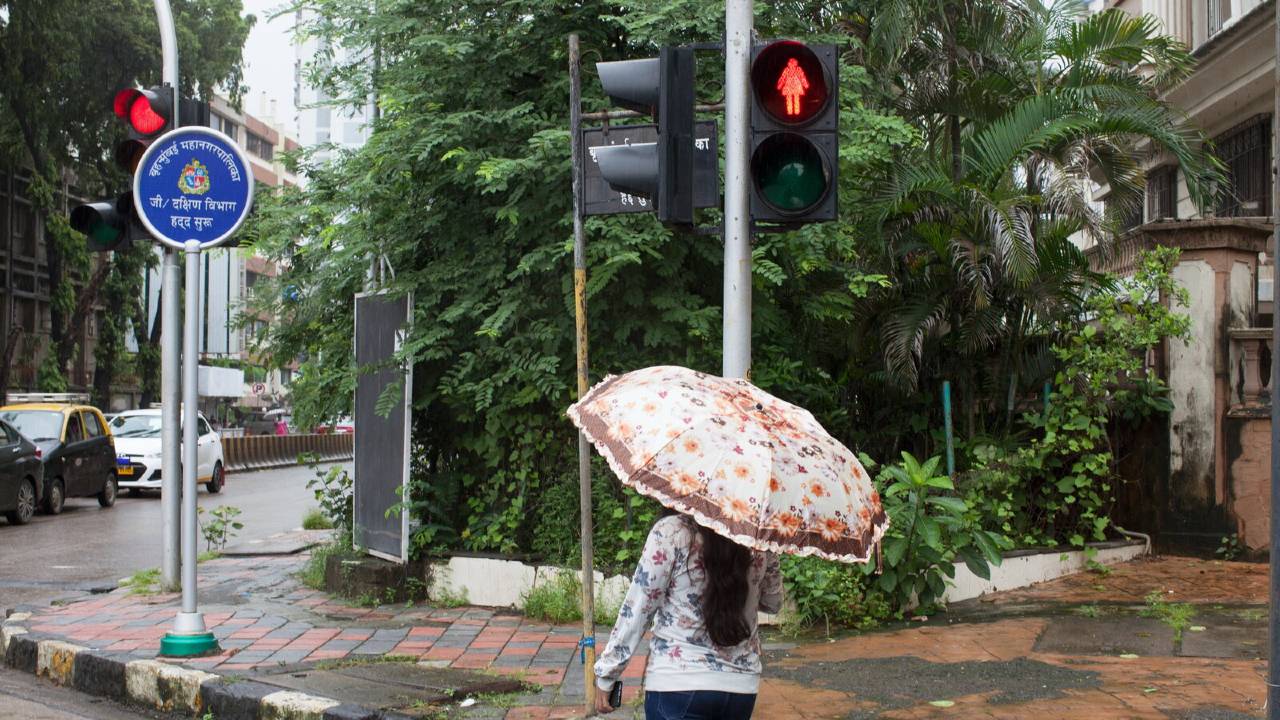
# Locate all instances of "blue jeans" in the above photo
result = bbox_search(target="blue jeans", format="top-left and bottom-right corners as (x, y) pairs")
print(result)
(644, 690), (757, 719)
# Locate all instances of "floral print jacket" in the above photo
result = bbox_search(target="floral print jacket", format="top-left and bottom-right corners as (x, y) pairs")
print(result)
(594, 515), (783, 694)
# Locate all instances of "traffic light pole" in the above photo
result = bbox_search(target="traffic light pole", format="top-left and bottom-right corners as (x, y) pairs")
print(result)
(568, 34), (598, 716)
(153, 0), (183, 594)
(723, 0), (753, 378)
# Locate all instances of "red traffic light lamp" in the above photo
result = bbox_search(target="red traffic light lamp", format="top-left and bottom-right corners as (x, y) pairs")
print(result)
(748, 41), (839, 223)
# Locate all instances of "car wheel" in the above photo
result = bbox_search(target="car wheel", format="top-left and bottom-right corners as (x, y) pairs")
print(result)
(207, 462), (224, 494)
(98, 475), (118, 508)
(43, 478), (65, 515)
(5, 478), (36, 525)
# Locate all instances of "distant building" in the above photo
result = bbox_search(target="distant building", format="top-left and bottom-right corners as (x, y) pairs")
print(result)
(130, 92), (301, 418)
(1090, 0), (1274, 555)
(293, 6), (373, 164)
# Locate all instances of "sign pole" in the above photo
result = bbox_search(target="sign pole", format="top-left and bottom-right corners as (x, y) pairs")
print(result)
(161, 239), (217, 655)
(569, 33), (598, 716)
(723, 0), (752, 379)
(152, 0), (182, 594)
(132, 125), (253, 657)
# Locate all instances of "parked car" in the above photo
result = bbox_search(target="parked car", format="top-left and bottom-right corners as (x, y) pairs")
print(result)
(109, 409), (225, 495)
(240, 409), (291, 436)
(0, 418), (45, 525)
(0, 401), (117, 514)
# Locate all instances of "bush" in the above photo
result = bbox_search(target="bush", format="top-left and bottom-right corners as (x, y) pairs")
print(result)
(307, 464), (353, 533)
(303, 507), (335, 530)
(299, 531), (357, 590)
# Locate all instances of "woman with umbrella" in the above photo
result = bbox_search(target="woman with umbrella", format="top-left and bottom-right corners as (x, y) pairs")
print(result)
(568, 366), (888, 719)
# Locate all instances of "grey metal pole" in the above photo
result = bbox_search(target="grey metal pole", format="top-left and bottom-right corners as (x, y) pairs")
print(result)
(723, 0), (752, 379)
(569, 33), (597, 716)
(174, 240), (207, 636)
(160, 253), (181, 589)
(1268, 3), (1279, 712)
(153, 0), (182, 592)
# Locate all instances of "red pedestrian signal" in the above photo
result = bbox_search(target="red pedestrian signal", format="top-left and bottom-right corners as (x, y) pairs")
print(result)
(751, 41), (829, 126)
(749, 41), (838, 223)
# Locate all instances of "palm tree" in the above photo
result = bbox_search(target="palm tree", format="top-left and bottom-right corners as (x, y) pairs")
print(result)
(862, 0), (1221, 435)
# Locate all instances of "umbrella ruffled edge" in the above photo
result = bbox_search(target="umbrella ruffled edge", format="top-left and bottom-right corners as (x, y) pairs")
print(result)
(566, 375), (891, 566)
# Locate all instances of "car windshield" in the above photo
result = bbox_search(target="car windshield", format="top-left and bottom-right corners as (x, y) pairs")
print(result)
(109, 414), (163, 438)
(0, 410), (63, 442)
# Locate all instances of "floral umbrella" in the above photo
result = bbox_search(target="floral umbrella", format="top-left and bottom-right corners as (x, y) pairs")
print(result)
(567, 365), (888, 563)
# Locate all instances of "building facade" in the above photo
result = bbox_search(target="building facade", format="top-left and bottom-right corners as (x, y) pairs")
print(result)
(293, 7), (373, 165)
(1098, 0), (1275, 554)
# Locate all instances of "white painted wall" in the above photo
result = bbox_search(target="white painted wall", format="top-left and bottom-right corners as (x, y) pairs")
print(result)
(1168, 260), (1217, 506)
(425, 542), (1148, 623)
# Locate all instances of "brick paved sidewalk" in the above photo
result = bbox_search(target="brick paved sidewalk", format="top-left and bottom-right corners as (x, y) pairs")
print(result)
(20, 554), (628, 718)
(11, 552), (1271, 719)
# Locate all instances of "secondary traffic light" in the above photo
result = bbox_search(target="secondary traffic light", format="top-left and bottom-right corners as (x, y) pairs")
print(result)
(72, 85), (209, 252)
(70, 194), (134, 251)
(749, 41), (838, 223)
(593, 46), (696, 225)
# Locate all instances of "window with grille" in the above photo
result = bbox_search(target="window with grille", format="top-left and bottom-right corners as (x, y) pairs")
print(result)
(1146, 166), (1177, 221)
(246, 132), (274, 161)
(1215, 115), (1271, 217)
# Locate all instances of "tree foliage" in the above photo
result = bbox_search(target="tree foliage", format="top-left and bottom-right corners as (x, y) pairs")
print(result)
(0, 0), (252, 395)
(249, 0), (1214, 566)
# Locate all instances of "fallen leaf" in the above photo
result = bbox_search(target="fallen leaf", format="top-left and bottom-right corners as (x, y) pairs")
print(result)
(1189, 626), (1206, 632)
(1143, 687), (1158, 694)
(1119, 653), (1139, 659)
(929, 700), (955, 707)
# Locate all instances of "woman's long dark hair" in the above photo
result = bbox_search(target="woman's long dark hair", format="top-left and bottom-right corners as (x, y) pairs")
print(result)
(697, 524), (752, 647)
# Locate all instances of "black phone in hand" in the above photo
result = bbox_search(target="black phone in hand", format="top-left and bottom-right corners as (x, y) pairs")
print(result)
(609, 681), (623, 709)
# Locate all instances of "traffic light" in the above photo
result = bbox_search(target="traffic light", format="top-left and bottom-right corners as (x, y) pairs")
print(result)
(71, 85), (208, 252)
(593, 46), (696, 225)
(749, 41), (838, 223)
(70, 194), (134, 251)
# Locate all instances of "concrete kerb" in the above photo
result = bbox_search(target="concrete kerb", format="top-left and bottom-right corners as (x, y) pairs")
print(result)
(0, 618), (382, 720)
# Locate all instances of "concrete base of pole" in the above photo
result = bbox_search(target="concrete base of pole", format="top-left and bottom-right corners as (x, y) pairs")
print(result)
(159, 631), (218, 658)
(171, 611), (208, 635)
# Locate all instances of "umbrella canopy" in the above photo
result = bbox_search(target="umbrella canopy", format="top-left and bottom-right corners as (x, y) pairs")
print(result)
(567, 365), (888, 563)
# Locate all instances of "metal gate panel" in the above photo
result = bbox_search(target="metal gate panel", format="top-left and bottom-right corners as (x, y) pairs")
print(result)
(353, 291), (412, 562)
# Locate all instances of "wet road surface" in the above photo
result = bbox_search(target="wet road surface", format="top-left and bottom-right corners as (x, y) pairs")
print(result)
(0, 462), (341, 613)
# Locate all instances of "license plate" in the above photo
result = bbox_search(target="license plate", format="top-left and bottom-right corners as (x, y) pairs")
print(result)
(117, 466), (134, 476)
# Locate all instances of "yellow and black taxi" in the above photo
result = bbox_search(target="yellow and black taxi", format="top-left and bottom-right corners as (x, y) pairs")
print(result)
(0, 394), (118, 515)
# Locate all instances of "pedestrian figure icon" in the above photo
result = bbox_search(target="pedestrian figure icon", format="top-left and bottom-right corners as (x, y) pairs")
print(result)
(776, 57), (810, 117)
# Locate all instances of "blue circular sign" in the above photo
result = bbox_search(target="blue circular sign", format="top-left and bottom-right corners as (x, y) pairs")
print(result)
(133, 126), (255, 250)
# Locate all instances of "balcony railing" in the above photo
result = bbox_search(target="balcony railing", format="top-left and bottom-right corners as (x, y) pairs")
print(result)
(1230, 328), (1272, 411)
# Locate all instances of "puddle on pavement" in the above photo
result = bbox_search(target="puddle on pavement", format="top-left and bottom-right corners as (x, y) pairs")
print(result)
(768, 655), (1100, 710)
(256, 661), (531, 713)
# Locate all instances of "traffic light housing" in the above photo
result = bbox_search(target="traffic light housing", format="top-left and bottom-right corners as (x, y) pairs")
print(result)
(72, 85), (208, 252)
(749, 41), (838, 223)
(593, 46), (696, 225)
(70, 194), (135, 252)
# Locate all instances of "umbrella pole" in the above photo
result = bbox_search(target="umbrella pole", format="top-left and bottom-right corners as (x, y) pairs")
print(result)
(569, 32), (598, 715)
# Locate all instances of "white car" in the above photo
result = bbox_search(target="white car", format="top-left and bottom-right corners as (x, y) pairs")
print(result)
(108, 409), (226, 495)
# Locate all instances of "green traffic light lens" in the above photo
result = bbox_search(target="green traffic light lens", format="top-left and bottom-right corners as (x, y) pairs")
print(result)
(751, 133), (828, 214)
(87, 219), (122, 249)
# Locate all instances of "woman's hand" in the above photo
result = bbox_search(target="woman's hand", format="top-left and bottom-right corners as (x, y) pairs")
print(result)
(594, 684), (616, 714)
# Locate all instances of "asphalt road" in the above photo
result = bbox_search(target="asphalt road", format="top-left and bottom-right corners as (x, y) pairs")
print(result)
(0, 462), (342, 614)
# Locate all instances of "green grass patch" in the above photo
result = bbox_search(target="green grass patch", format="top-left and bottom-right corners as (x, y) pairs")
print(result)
(1142, 591), (1195, 642)
(298, 533), (358, 590)
(120, 568), (162, 595)
(198, 550), (221, 563)
(521, 570), (621, 625)
(302, 507), (335, 530)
